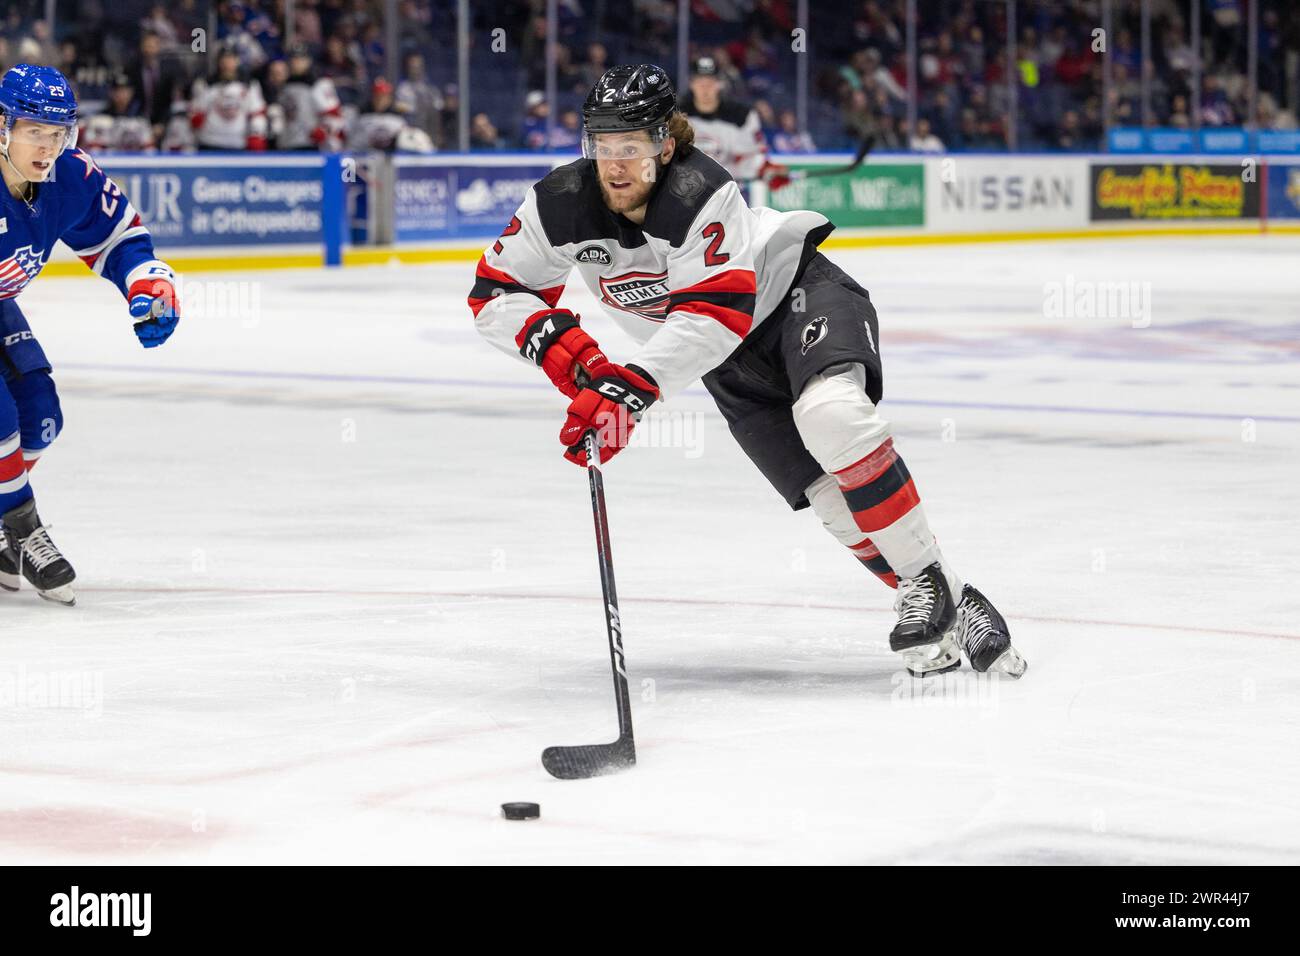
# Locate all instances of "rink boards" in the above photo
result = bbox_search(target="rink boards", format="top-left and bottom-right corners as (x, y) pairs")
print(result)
(40, 150), (1300, 277)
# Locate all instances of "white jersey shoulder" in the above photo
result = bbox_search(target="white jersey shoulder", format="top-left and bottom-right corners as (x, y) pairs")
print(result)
(470, 152), (830, 400)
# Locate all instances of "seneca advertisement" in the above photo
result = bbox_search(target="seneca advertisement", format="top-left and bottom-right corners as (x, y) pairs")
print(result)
(1090, 163), (1260, 221)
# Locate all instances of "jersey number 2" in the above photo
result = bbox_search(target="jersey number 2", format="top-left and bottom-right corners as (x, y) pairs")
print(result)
(702, 222), (729, 266)
(492, 216), (521, 255)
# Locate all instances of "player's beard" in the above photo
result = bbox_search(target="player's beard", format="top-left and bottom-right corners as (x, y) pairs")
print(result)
(599, 156), (663, 216)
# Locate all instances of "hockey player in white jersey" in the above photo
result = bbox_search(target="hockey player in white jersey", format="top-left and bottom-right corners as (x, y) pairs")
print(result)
(80, 75), (156, 153)
(470, 65), (1025, 678)
(189, 48), (269, 151)
(678, 56), (789, 193)
(273, 45), (346, 152)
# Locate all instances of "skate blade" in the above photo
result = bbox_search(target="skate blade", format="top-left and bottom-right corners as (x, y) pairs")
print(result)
(37, 585), (76, 607)
(0, 573), (18, 592)
(986, 645), (1027, 679)
(901, 632), (961, 677)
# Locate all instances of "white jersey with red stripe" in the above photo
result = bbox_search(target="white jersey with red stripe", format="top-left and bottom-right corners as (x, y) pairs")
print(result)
(677, 94), (768, 181)
(190, 78), (269, 149)
(469, 150), (831, 400)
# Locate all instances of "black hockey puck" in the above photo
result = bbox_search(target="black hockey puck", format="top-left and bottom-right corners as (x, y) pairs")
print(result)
(501, 802), (540, 821)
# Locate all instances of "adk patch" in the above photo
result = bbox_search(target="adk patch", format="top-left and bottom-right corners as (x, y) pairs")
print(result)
(575, 244), (611, 264)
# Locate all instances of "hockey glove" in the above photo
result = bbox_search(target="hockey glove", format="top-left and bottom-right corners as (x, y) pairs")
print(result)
(760, 160), (792, 192)
(516, 309), (609, 399)
(128, 269), (181, 348)
(560, 364), (659, 466)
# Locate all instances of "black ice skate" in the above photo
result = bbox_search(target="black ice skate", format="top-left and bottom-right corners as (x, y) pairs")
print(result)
(954, 584), (1027, 678)
(0, 499), (76, 606)
(0, 525), (17, 592)
(890, 563), (960, 677)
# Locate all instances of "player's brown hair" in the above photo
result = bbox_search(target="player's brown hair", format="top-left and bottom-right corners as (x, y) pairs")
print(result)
(668, 111), (695, 157)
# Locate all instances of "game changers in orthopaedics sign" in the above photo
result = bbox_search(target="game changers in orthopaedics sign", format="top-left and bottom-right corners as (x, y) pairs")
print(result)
(96, 157), (326, 246)
(1090, 163), (1261, 220)
(925, 157), (1090, 232)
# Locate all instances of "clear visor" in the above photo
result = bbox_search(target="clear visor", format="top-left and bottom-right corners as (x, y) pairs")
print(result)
(582, 125), (668, 161)
(5, 119), (78, 153)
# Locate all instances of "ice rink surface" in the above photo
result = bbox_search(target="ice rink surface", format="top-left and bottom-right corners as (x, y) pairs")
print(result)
(3, 236), (1298, 864)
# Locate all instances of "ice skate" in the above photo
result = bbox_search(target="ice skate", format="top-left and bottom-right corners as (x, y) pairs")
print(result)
(1, 499), (76, 606)
(954, 584), (1026, 679)
(0, 525), (17, 592)
(890, 563), (960, 677)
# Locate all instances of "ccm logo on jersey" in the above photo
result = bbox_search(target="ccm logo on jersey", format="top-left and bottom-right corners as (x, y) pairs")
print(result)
(575, 245), (611, 265)
(598, 271), (671, 321)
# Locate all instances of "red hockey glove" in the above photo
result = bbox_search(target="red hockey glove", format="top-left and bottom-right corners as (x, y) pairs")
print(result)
(515, 309), (609, 399)
(761, 160), (792, 192)
(560, 364), (659, 466)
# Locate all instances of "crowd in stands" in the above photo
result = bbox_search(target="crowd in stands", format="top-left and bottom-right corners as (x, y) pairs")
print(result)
(0, 0), (1295, 155)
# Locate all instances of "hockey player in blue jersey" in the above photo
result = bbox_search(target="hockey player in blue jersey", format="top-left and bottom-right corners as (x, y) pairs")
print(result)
(0, 64), (181, 605)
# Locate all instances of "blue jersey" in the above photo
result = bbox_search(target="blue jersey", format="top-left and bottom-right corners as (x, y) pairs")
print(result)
(1, 147), (169, 377)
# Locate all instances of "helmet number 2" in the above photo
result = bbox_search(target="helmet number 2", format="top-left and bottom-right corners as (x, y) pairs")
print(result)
(701, 222), (729, 266)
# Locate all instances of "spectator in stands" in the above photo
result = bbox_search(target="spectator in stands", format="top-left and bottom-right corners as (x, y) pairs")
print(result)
(1168, 94), (1191, 128)
(353, 77), (433, 152)
(440, 84), (460, 146)
(1200, 74), (1235, 126)
(470, 112), (506, 151)
(320, 33), (365, 107)
(909, 116), (945, 152)
(396, 52), (444, 150)
(140, 4), (181, 49)
(128, 31), (180, 145)
(772, 108), (816, 153)
(81, 73), (157, 153)
(578, 42), (610, 91)
(553, 109), (582, 151)
(1054, 109), (1085, 151)
(521, 90), (549, 150)
(874, 112), (903, 150)
(842, 87), (874, 142)
(292, 0), (323, 48)
(218, 1), (271, 71)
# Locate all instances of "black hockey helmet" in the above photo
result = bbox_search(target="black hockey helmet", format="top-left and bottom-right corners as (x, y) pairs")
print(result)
(582, 64), (676, 134)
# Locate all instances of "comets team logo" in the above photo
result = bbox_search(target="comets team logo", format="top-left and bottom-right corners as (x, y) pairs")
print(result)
(599, 271), (671, 321)
(0, 245), (45, 299)
(800, 316), (828, 354)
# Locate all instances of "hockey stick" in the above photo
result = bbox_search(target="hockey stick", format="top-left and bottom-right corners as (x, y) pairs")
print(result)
(541, 430), (637, 779)
(756, 133), (877, 191)
(791, 132), (877, 179)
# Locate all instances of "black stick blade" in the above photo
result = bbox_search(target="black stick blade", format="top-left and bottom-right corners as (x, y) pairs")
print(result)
(541, 738), (636, 780)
